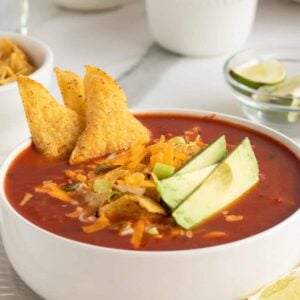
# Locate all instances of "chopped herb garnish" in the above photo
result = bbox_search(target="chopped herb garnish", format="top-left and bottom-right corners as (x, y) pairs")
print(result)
(62, 183), (79, 192)
(95, 163), (109, 175)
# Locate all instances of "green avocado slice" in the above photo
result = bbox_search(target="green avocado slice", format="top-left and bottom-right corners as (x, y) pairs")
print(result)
(173, 137), (259, 229)
(156, 135), (227, 210)
(176, 135), (226, 175)
(157, 164), (217, 210)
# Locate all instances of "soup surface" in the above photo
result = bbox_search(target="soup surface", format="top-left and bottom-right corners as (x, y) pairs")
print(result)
(4, 114), (300, 250)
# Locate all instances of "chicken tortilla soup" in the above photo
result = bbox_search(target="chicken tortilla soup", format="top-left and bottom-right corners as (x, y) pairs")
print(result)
(5, 113), (300, 250)
(3, 66), (300, 251)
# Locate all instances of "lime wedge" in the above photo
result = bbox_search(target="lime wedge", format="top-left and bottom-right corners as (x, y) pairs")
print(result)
(246, 265), (300, 300)
(254, 75), (300, 122)
(257, 75), (300, 98)
(231, 59), (286, 89)
(288, 87), (300, 123)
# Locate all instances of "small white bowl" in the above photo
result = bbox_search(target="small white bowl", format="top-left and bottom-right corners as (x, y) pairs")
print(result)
(0, 109), (299, 300)
(0, 32), (53, 158)
(0, 32), (53, 111)
(146, 0), (258, 56)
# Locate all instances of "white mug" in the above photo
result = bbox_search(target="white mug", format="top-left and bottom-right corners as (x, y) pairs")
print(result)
(145, 0), (258, 56)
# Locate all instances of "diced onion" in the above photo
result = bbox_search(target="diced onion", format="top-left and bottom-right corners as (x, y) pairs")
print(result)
(117, 184), (145, 195)
(107, 153), (117, 160)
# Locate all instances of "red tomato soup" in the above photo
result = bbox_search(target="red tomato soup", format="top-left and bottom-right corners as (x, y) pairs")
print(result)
(4, 114), (300, 251)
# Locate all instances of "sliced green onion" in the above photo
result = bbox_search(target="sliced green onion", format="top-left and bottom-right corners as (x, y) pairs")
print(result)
(153, 162), (175, 179)
(95, 163), (109, 175)
(172, 136), (185, 144)
(92, 179), (112, 193)
(62, 183), (79, 192)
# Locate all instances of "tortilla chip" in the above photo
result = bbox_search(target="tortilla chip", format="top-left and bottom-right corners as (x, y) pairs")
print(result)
(17, 75), (85, 159)
(0, 39), (35, 85)
(69, 65), (151, 165)
(128, 195), (166, 215)
(54, 67), (86, 120)
(101, 195), (146, 222)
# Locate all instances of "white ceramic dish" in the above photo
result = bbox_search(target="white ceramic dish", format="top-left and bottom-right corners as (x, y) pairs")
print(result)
(53, 0), (134, 11)
(0, 32), (53, 159)
(145, 0), (258, 56)
(0, 109), (299, 300)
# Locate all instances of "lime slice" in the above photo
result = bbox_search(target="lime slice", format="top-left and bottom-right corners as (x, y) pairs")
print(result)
(246, 265), (300, 300)
(231, 59), (286, 89)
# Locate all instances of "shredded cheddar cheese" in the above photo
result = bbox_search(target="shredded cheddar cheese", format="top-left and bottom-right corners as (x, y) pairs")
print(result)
(31, 133), (207, 248)
(131, 219), (146, 248)
(66, 207), (83, 218)
(225, 215), (244, 222)
(19, 192), (33, 206)
(35, 182), (77, 205)
(83, 214), (110, 233)
(203, 231), (228, 239)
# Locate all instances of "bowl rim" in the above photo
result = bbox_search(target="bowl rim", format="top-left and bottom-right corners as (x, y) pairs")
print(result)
(224, 46), (300, 112)
(0, 108), (299, 256)
(0, 31), (53, 92)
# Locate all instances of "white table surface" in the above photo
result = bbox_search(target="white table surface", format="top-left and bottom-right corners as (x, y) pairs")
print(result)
(0, 0), (299, 161)
(28, 0), (300, 110)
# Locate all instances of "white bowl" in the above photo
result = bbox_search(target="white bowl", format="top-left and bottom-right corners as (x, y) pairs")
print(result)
(0, 109), (299, 300)
(53, 0), (133, 11)
(0, 32), (53, 159)
(145, 0), (258, 56)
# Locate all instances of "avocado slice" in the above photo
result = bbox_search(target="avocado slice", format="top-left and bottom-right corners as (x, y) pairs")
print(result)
(157, 135), (227, 210)
(173, 138), (259, 230)
(176, 135), (226, 175)
(157, 164), (217, 210)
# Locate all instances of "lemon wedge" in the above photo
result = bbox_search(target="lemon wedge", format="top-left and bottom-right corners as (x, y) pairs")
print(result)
(231, 59), (286, 89)
(245, 265), (300, 300)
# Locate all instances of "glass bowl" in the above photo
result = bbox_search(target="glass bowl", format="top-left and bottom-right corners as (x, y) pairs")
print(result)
(224, 47), (300, 138)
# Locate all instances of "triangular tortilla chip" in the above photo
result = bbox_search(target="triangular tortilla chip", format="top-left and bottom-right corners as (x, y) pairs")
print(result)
(54, 67), (86, 120)
(69, 65), (151, 165)
(101, 195), (146, 223)
(17, 75), (85, 159)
